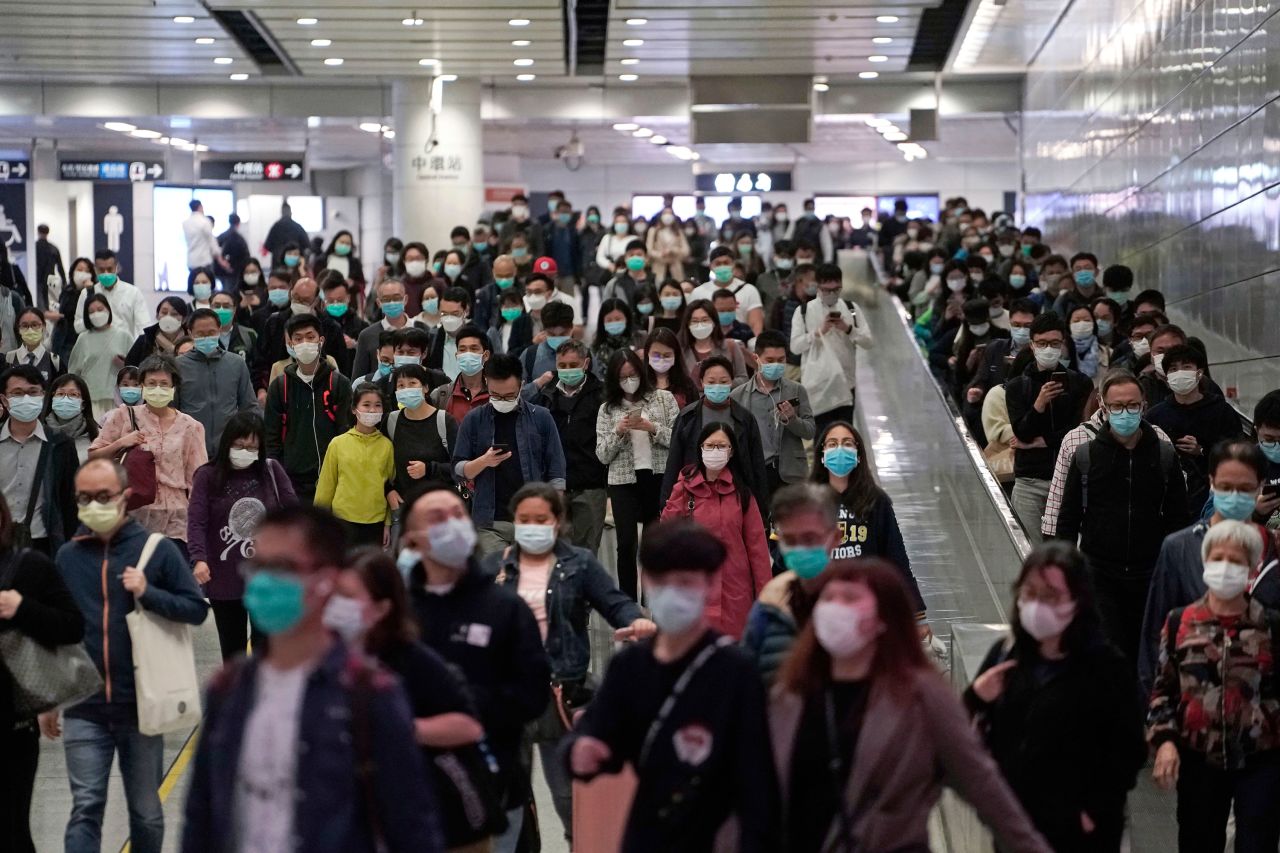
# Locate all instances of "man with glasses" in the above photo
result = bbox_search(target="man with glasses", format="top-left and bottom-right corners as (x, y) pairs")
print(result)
(453, 353), (566, 556)
(1054, 370), (1189, 672)
(0, 365), (79, 554)
(425, 286), (472, 381)
(1005, 312), (1092, 544)
(182, 504), (443, 852)
(46, 458), (206, 853)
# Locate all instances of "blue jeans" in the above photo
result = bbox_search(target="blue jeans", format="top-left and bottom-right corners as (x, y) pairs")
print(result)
(63, 704), (165, 853)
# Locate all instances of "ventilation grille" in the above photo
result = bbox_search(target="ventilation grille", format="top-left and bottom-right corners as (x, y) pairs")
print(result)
(908, 0), (972, 71)
(572, 0), (611, 76)
(209, 9), (297, 76)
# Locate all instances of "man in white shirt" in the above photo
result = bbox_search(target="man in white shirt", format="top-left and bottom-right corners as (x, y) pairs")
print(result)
(182, 200), (226, 293)
(690, 246), (764, 335)
(72, 250), (152, 340)
(790, 263), (874, 431)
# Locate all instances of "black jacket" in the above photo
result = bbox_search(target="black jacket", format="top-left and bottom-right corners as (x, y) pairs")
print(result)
(1146, 391), (1244, 510)
(1139, 369), (1225, 409)
(659, 400), (770, 525)
(966, 637), (1146, 851)
(252, 308), (346, 391)
(35, 239), (66, 309)
(216, 227), (251, 279)
(0, 546), (84, 729)
(263, 361), (353, 480)
(1006, 362), (1092, 480)
(409, 561), (549, 804)
(124, 324), (178, 367)
(533, 374), (609, 490)
(1055, 423), (1190, 574)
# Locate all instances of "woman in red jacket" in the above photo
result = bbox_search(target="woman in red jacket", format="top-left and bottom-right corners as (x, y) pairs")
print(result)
(661, 421), (772, 637)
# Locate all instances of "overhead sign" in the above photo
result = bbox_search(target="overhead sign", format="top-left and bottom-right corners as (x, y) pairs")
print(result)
(0, 159), (30, 181)
(59, 160), (164, 182)
(694, 171), (793, 193)
(202, 159), (305, 182)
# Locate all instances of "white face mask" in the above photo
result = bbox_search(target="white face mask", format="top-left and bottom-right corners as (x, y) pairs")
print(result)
(243, 272), (261, 286)
(293, 342), (320, 364)
(1017, 598), (1076, 641)
(491, 398), (518, 414)
(620, 376), (640, 395)
(1152, 352), (1167, 376)
(88, 311), (110, 329)
(812, 601), (872, 658)
(73, 270), (94, 287)
(820, 291), (839, 308)
(228, 448), (258, 469)
(525, 293), (548, 311)
(404, 260), (428, 278)
(1069, 321), (1095, 341)
(701, 448), (729, 471)
(356, 411), (383, 427)
(291, 301), (313, 316)
(1202, 560), (1250, 599)
(157, 315), (183, 335)
(514, 523), (556, 555)
(1167, 369), (1198, 396)
(440, 315), (465, 333)
(688, 322), (714, 340)
(1131, 337), (1151, 358)
(1033, 345), (1062, 369)
(661, 213), (675, 226)
(946, 277), (966, 292)
(323, 594), (367, 645)
(511, 205), (528, 221)
(968, 322), (990, 337)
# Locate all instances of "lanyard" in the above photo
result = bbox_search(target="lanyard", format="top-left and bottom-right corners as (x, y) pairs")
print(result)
(638, 636), (733, 768)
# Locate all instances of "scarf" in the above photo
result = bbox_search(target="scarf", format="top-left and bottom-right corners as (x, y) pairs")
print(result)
(47, 411), (90, 440)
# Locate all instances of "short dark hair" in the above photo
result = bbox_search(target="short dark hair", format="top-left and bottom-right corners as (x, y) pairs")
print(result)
(1134, 288), (1166, 310)
(625, 239), (646, 254)
(188, 307), (220, 330)
(483, 353), (523, 383)
(1100, 368), (1142, 399)
(285, 313), (323, 339)
(1151, 323), (1187, 346)
(815, 263), (841, 284)
(1103, 264), (1133, 291)
(1030, 312), (1066, 337)
(319, 270), (349, 294)
(454, 324), (490, 351)
(1163, 343), (1206, 372)
(1040, 253), (1068, 269)
(711, 288), (736, 303)
(440, 286), (471, 309)
(1009, 297), (1040, 319)
(449, 226), (471, 241)
(391, 364), (431, 388)
(793, 239), (817, 255)
(1254, 390), (1280, 429)
(773, 239), (795, 257)
(540, 301), (574, 331)
(1069, 251), (1098, 268)
(640, 519), (726, 576)
(258, 504), (348, 568)
(189, 199), (202, 212)
(1, 364), (46, 393)
(709, 246), (735, 263)
(392, 327), (432, 352)
(698, 355), (734, 383)
(94, 249), (117, 263)
(509, 482), (566, 520)
(755, 330), (788, 353)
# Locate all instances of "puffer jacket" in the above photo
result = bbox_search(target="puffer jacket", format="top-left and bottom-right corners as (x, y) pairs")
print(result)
(741, 571), (802, 684)
(660, 467), (772, 639)
(1148, 596), (1280, 769)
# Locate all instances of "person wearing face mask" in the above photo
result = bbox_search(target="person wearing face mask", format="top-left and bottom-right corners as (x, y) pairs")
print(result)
(1005, 313), (1092, 544)
(42, 373), (98, 463)
(210, 291), (257, 362)
(69, 294), (135, 418)
(315, 229), (365, 297)
(1146, 344), (1244, 512)
(966, 543), (1145, 853)
(351, 278), (423, 381)
(517, 300), (576, 397)
(1255, 390), (1280, 528)
(1050, 252), (1100, 319)
(233, 258), (267, 326)
(186, 411), (295, 660)
(1065, 304), (1108, 382)
(542, 199), (582, 298)
(1148, 520), (1280, 852)
(500, 194), (547, 258)
(252, 276), (345, 394)
(679, 299), (748, 386)
(43, 458), (206, 853)
(966, 298), (1040, 414)
(645, 206), (691, 284)
(6, 305), (65, 382)
(1137, 323), (1226, 409)
(125, 296), (191, 367)
(1106, 310), (1161, 373)
(248, 267), (292, 337)
(600, 240), (654, 308)
(467, 252), (516, 334)
(595, 210), (635, 276)
(660, 423), (771, 638)
(754, 237), (795, 320)
(401, 484), (549, 850)
(792, 265), (873, 433)
(1033, 253), (1068, 306)
(313, 385), (395, 547)
(730, 330), (815, 495)
(454, 354), (566, 556)
(769, 561), (1051, 853)
(589, 298), (642, 380)
(51, 256), (96, 361)
(384, 363), (458, 516)
(931, 296), (1009, 405)
(691, 247), (765, 335)
(905, 248), (949, 313)
(372, 236), (406, 293)
(183, 504), (443, 853)
(1089, 295), (1122, 351)
(263, 314), (354, 503)
(652, 280), (688, 334)
(483, 484), (652, 842)
(188, 269), (217, 313)
(1138, 440), (1280, 697)
(1054, 371), (1189, 673)
(566, 518), (780, 853)
(426, 325), (493, 425)
(174, 308), (257, 459)
(315, 270), (368, 377)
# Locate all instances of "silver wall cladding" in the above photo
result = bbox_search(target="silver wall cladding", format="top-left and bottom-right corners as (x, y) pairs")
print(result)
(1022, 0), (1280, 414)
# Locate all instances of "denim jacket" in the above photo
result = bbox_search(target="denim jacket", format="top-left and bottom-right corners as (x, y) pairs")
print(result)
(451, 399), (567, 526)
(483, 539), (642, 680)
(182, 641), (443, 853)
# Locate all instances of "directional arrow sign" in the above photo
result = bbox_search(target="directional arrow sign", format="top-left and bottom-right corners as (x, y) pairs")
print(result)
(147, 163), (164, 179)
(201, 158), (305, 182)
(59, 159), (165, 182)
(0, 159), (31, 181)
(284, 163), (302, 179)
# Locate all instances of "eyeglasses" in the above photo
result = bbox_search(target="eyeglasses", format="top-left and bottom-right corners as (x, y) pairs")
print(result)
(490, 393), (519, 403)
(701, 443), (730, 452)
(1105, 403), (1143, 415)
(75, 490), (122, 507)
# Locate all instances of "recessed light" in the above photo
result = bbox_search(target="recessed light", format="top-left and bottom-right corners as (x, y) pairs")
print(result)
(156, 137), (169, 144)
(173, 16), (195, 24)
(813, 82), (830, 92)
(383, 129), (396, 139)
(622, 38), (644, 47)
(195, 144), (209, 152)
(873, 37), (893, 44)
(297, 17), (317, 25)
(213, 57), (233, 65)
(626, 17), (647, 25)
(438, 73), (457, 81)
(508, 18), (530, 26)
(876, 15), (899, 23)
(418, 58), (439, 66)
(514, 58), (534, 66)
(324, 57), (344, 66)
(195, 37), (214, 45)
(649, 135), (667, 145)
(884, 131), (908, 141)
(401, 17), (424, 26)
(632, 128), (652, 137)
(620, 58), (639, 65)
(516, 73), (536, 81)
(868, 55), (888, 62)
(511, 39), (531, 46)
(311, 38), (331, 47)
(130, 129), (162, 139)
(612, 122), (639, 131)
(229, 73), (248, 81)
(859, 71), (879, 79)
(360, 122), (383, 132)
(866, 118), (890, 127)
(169, 137), (188, 145)
(104, 122), (136, 132)
(619, 73), (638, 81)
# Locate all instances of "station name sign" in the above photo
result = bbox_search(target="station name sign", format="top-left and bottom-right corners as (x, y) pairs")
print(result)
(59, 160), (165, 182)
(202, 159), (305, 181)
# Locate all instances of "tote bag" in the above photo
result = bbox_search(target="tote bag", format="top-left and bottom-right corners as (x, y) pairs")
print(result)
(125, 534), (202, 735)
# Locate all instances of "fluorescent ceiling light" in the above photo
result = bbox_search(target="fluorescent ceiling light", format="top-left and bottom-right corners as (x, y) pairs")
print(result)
(173, 16), (194, 24)
(516, 73), (536, 81)
(130, 129), (162, 139)
(359, 122), (383, 132)
(513, 58), (534, 66)
(229, 73), (248, 81)
(626, 18), (647, 25)
(650, 135), (668, 144)
(156, 137), (169, 144)
(297, 17), (317, 25)
(310, 39), (331, 47)
(620, 58), (639, 65)
(418, 58), (438, 66)
(508, 18), (530, 26)
(868, 55), (888, 62)
(324, 57), (344, 66)
(195, 144), (209, 152)
(438, 74), (457, 81)
(859, 71), (879, 79)
(402, 17), (424, 26)
(873, 37), (893, 44)
(612, 122), (639, 131)
(383, 129), (396, 139)
(883, 130), (908, 141)
(813, 82), (829, 92)
(104, 122), (135, 132)
(168, 137), (189, 145)
(511, 39), (531, 46)
(632, 127), (653, 137)
(865, 117), (890, 127)
(213, 57), (233, 64)
(619, 73), (638, 81)
(195, 37), (214, 45)
(623, 38), (644, 47)
(876, 15), (899, 23)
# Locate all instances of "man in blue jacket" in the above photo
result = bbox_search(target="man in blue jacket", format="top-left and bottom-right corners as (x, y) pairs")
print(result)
(47, 458), (208, 853)
(453, 353), (566, 556)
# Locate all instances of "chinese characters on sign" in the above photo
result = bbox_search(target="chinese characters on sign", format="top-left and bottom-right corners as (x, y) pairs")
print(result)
(202, 159), (305, 182)
(412, 150), (465, 180)
(58, 160), (165, 181)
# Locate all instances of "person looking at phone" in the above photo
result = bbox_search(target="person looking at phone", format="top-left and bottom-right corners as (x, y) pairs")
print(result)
(1005, 312), (1091, 544)
(1255, 389), (1280, 529)
(730, 330), (815, 495)
(453, 353), (565, 556)
(789, 264), (873, 434)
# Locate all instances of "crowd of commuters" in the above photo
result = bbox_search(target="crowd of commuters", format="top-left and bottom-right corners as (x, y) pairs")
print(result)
(0, 192), (1276, 853)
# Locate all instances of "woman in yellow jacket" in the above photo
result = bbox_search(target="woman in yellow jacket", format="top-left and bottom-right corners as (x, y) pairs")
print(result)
(314, 383), (395, 547)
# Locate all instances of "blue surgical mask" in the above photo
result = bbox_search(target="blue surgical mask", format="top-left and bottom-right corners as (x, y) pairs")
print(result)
(118, 387), (143, 405)
(422, 298), (439, 315)
(394, 354), (420, 367)
(51, 396), (82, 419)
(473, 241), (488, 254)
(243, 571), (306, 635)
(660, 296), (683, 311)
(381, 300), (405, 319)
(636, 302), (654, 316)
(1261, 441), (1280, 465)
(395, 387), (425, 409)
(780, 545), (830, 580)
(1008, 274), (1027, 289)
(1107, 410), (1141, 438)
(647, 584), (706, 634)
(193, 336), (219, 355)
(268, 289), (289, 307)
(1074, 269), (1095, 288)
(558, 367), (586, 386)
(760, 362), (786, 381)
(1213, 489), (1257, 521)
(823, 446), (859, 476)
(193, 283), (212, 301)
(444, 263), (463, 280)
(930, 262), (945, 275)
(604, 320), (628, 337)
(458, 353), (484, 376)
(376, 362), (392, 378)
(1096, 319), (1114, 338)
(717, 311), (736, 327)
(283, 255), (301, 268)
(4, 395), (42, 423)
(703, 383), (731, 404)
(514, 523), (557, 555)
(1010, 326), (1031, 348)
(545, 335), (569, 351)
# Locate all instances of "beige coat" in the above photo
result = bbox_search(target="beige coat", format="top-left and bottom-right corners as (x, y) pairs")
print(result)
(769, 667), (1051, 853)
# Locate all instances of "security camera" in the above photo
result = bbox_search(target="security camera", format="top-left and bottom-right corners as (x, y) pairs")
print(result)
(554, 132), (585, 170)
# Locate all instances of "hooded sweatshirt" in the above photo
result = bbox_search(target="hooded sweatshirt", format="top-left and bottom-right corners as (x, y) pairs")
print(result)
(313, 427), (395, 524)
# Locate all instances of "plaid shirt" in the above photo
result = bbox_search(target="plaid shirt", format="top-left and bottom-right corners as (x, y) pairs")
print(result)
(1041, 409), (1171, 537)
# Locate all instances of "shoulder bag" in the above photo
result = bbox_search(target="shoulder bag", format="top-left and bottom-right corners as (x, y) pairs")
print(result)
(121, 406), (158, 510)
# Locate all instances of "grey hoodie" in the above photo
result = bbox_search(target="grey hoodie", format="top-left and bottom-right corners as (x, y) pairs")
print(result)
(176, 346), (258, 455)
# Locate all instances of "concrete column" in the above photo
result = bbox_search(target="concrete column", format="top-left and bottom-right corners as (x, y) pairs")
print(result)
(392, 77), (484, 253)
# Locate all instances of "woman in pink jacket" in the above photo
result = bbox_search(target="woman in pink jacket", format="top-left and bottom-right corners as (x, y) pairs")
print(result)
(661, 420), (772, 637)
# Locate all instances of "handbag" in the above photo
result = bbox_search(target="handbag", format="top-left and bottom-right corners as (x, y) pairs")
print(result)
(125, 534), (202, 735)
(0, 550), (103, 717)
(121, 406), (157, 510)
(982, 440), (1015, 484)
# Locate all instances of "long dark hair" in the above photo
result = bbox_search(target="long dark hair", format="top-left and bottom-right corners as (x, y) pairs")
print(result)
(642, 327), (698, 403)
(777, 560), (931, 697)
(810, 421), (884, 518)
(592, 297), (634, 349)
(212, 411), (267, 490)
(44, 374), (99, 440)
(603, 348), (654, 410)
(1009, 541), (1105, 659)
(678, 299), (724, 350)
(688, 421), (750, 512)
(348, 548), (418, 657)
(325, 229), (356, 257)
